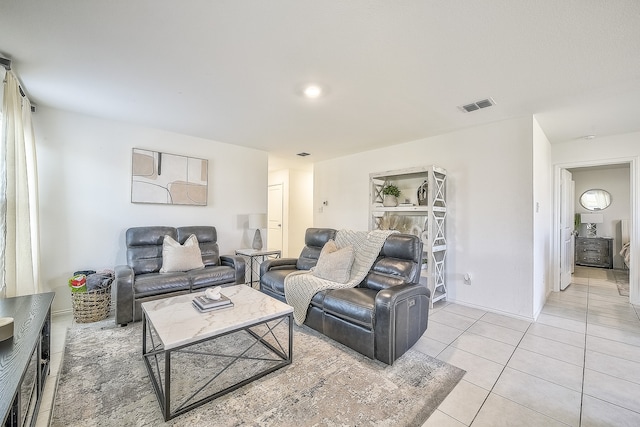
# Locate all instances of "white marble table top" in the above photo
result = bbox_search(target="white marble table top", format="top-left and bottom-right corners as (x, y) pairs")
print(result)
(141, 285), (293, 350)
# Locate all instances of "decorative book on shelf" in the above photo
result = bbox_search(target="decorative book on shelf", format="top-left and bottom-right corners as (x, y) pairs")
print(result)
(192, 294), (234, 313)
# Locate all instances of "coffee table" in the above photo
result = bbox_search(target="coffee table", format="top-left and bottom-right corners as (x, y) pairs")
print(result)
(141, 284), (293, 421)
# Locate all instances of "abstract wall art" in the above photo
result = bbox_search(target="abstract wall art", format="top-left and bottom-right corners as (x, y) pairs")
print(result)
(131, 148), (208, 205)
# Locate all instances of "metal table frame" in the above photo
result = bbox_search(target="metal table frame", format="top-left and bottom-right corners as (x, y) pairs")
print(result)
(142, 311), (293, 421)
(235, 249), (282, 287)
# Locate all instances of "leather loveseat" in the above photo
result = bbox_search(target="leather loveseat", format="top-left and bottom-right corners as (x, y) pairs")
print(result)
(260, 228), (430, 365)
(115, 226), (245, 326)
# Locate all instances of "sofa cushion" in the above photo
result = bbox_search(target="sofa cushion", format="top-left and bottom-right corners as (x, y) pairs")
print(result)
(296, 246), (322, 270)
(310, 290), (328, 308)
(362, 256), (417, 291)
(177, 226), (221, 266)
(380, 233), (422, 263)
(126, 226), (177, 275)
(261, 269), (296, 296)
(361, 271), (409, 291)
(312, 240), (355, 283)
(322, 288), (377, 330)
(360, 234), (422, 291)
(160, 234), (205, 273)
(295, 228), (337, 270)
(133, 272), (190, 298)
(188, 266), (237, 290)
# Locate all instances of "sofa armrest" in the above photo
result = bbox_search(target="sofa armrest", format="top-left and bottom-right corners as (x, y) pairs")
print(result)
(260, 258), (298, 276)
(114, 264), (135, 326)
(220, 255), (246, 284)
(374, 283), (431, 364)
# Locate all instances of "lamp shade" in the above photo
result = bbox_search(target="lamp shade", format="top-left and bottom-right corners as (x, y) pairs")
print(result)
(248, 213), (267, 229)
(581, 213), (603, 224)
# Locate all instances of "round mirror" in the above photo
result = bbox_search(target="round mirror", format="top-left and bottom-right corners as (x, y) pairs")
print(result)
(579, 189), (612, 211)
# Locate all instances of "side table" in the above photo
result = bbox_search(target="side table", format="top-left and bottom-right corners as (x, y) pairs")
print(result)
(235, 249), (282, 288)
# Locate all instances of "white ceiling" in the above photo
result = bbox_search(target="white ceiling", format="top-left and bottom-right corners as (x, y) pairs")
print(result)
(2, 1), (640, 167)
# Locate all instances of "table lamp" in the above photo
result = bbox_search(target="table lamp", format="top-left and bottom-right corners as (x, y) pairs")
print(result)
(249, 213), (267, 250)
(581, 213), (603, 238)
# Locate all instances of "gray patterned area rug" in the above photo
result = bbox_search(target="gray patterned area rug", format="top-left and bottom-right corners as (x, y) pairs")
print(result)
(51, 317), (465, 426)
(614, 269), (630, 296)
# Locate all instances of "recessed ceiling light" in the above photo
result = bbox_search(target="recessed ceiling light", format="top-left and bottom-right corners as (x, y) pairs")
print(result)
(303, 85), (322, 99)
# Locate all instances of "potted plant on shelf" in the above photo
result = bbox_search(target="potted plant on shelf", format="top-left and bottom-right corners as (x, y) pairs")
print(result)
(382, 184), (401, 207)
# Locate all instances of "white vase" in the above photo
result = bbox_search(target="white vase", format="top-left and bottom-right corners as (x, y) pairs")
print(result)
(382, 195), (398, 207)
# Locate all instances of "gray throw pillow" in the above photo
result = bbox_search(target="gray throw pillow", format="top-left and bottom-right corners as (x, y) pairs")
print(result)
(312, 239), (355, 283)
(160, 234), (205, 273)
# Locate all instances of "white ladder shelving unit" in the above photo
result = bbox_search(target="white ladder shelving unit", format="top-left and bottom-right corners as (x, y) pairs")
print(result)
(369, 165), (447, 307)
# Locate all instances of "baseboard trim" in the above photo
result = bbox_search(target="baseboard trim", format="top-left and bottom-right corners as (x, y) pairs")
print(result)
(445, 298), (536, 323)
(52, 308), (73, 317)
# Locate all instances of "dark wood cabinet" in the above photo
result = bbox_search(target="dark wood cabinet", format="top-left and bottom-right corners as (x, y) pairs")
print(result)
(575, 237), (613, 269)
(1, 293), (54, 427)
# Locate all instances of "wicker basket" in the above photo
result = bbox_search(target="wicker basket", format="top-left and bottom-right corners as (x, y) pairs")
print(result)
(71, 285), (111, 323)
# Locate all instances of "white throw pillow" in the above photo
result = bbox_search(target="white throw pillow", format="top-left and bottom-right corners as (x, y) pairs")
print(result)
(312, 239), (355, 283)
(160, 234), (204, 273)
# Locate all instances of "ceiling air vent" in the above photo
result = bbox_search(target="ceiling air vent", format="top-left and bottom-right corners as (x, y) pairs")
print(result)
(297, 152), (311, 157)
(459, 97), (496, 113)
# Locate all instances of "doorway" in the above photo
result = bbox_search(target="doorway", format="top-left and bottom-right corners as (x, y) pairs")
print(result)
(267, 184), (283, 253)
(553, 158), (638, 305)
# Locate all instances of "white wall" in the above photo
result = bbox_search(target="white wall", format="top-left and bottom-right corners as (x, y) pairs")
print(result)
(314, 116), (540, 319)
(288, 169), (314, 257)
(532, 117), (553, 317)
(34, 107), (268, 314)
(553, 132), (640, 164)
(268, 168), (313, 257)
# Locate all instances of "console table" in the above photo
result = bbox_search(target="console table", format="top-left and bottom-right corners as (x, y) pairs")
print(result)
(235, 249), (282, 287)
(0, 293), (54, 427)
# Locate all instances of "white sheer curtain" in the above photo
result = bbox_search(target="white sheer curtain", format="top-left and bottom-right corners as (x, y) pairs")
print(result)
(1, 69), (41, 297)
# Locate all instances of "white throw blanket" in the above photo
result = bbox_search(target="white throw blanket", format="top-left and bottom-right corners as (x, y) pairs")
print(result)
(620, 241), (631, 268)
(284, 229), (396, 325)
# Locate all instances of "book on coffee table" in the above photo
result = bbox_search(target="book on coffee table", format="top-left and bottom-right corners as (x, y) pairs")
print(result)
(192, 294), (233, 312)
(192, 301), (234, 313)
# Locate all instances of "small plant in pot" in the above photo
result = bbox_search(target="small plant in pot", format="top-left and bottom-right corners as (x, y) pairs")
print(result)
(382, 184), (401, 207)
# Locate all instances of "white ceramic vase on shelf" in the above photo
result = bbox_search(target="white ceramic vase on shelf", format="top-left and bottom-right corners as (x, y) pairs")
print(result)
(382, 195), (398, 207)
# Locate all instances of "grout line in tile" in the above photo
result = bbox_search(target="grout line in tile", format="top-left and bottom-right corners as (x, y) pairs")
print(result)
(464, 319), (536, 426)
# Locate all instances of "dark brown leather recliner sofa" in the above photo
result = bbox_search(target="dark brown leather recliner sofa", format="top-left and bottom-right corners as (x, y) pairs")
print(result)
(260, 228), (430, 365)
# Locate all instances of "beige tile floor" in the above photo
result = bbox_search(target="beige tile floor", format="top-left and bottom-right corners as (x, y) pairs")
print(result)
(36, 266), (638, 426)
(422, 266), (640, 427)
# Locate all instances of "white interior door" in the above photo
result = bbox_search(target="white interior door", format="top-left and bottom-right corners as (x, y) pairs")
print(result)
(267, 184), (283, 252)
(560, 169), (574, 290)
(570, 180), (576, 274)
